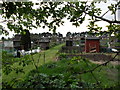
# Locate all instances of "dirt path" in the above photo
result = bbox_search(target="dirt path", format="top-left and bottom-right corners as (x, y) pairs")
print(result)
(89, 60), (120, 65)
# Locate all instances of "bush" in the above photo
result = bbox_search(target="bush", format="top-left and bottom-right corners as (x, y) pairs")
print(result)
(49, 42), (58, 48)
(16, 73), (66, 88)
(58, 53), (67, 60)
(2, 51), (31, 75)
(16, 72), (97, 88)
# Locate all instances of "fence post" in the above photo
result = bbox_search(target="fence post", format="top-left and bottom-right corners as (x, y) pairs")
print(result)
(44, 52), (45, 64)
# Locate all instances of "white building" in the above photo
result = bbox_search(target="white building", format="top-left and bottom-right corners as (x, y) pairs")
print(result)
(3, 40), (14, 53)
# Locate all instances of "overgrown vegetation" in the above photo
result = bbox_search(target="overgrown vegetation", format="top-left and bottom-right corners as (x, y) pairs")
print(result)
(2, 44), (64, 87)
(3, 55), (119, 89)
(1, 1), (120, 89)
(2, 51), (32, 75)
(2, 43), (120, 89)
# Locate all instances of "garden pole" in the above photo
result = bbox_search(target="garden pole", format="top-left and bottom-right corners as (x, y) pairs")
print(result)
(44, 52), (45, 64)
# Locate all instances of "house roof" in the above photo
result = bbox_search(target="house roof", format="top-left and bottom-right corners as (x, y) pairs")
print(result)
(4, 41), (13, 47)
(39, 39), (50, 43)
(85, 37), (100, 40)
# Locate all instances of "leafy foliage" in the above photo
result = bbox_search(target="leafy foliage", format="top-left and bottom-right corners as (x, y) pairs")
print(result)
(58, 53), (67, 60)
(4, 56), (119, 89)
(2, 1), (120, 37)
(2, 51), (31, 75)
(106, 24), (120, 39)
(2, 44), (65, 88)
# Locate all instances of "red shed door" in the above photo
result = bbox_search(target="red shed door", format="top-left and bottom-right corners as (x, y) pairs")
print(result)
(89, 43), (97, 53)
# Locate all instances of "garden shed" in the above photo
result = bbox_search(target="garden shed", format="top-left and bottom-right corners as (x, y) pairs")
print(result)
(66, 40), (73, 46)
(39, 37), (50, 50)
(3, 40), (14, 53)
(39, 41), (50, 50)
(13, 34), (22, 50)
(85, 37), (100, 53)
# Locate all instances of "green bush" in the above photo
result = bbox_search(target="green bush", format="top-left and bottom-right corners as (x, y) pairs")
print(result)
(16, 73), (96, 88)
(2, 51), (31, 75)
(49, 42), (58, 48)
(58, 53), (67, 60)
(16, 73), (65, 88)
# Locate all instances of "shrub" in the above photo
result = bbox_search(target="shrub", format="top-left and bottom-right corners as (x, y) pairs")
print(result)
(16, 73), (66, 88)
(58, 53), (67, 60)
(2, 51), (31, 75)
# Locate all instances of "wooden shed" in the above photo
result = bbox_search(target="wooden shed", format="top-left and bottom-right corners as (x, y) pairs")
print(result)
(13, 34), (22, 50)
(66, 37), (73, 46)
(39, 41), (50, 50)
(66, 40), (73, 46)
(85, 37), (100, 53)
(39, 37), (50, 50)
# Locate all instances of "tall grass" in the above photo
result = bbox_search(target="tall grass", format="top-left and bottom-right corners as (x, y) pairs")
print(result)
(2, 44), (65, 83)
(23, 56), (120, 88)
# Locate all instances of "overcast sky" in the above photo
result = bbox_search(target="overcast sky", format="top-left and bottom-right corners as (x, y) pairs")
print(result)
(0, 0), (119, 39)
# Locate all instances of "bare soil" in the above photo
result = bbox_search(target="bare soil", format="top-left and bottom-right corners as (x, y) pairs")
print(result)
(66, 53), (120, 65)
(90, 60), (119, 65)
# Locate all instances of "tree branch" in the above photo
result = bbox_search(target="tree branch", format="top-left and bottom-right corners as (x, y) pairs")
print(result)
(101, 10), (109, 17)
(93, 15), (120, 24)
(83, 57), (102, 86)
(68, 2), (120, 24)
(79, 52), (119, 74)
